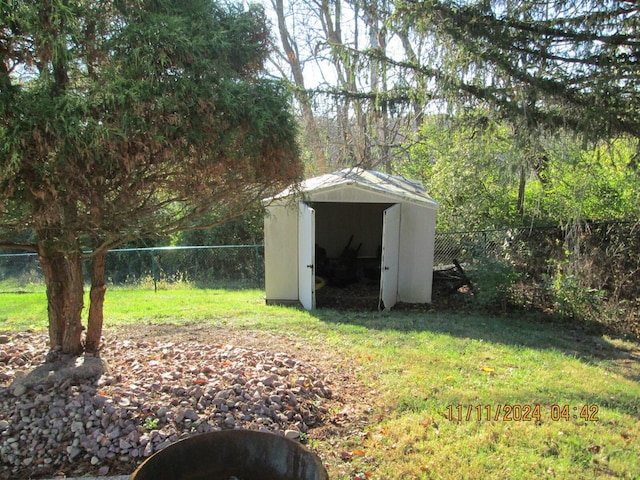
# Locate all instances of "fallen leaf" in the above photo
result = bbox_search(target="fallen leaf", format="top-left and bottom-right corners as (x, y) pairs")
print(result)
(478, 366), (495, 373)
(340, 451), (353, 461)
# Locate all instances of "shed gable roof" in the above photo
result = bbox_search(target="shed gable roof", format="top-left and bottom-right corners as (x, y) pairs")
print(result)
(268, 168), (438, 207)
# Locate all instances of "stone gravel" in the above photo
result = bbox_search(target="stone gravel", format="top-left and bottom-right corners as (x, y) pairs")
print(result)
(0, 331), (337, 480)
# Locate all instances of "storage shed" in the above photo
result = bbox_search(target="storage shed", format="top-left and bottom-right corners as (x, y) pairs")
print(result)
(263, 168), (439, 310)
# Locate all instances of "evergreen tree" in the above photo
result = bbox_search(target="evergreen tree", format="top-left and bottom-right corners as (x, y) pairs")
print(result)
(0, 0), (301, 354)
(398, 0), (640, 141)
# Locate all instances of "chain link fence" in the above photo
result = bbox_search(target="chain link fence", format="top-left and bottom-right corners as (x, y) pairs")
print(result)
(435, 221), (639, 306)
(434, 226), (565, 269)
(1, 221), (638, 303)
(0, 245), (265, 292)
(434, 229), (508, 268)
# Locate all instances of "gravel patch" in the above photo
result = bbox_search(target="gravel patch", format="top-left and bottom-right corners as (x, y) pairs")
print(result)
(0, 327), (353, 480)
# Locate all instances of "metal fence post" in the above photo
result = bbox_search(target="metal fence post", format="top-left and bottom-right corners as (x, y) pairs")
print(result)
(151, 249), (158, 292)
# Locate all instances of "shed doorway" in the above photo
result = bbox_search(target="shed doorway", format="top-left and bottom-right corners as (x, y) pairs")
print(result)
(300, 201), (400, 310)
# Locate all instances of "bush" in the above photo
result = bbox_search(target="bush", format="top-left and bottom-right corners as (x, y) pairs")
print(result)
(468, 257), (520, 311)
(543, 259), (605, 322)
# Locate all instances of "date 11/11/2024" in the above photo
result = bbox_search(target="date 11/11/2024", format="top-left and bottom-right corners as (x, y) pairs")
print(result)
(446, 404), (599, 422)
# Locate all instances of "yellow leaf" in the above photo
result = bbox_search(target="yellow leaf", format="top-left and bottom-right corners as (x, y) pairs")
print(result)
(479, 366), (495, 373)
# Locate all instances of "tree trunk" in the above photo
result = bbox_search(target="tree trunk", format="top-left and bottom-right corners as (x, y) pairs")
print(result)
(86, 250), (107, 353)
(517, 163), (526, 218)
(39, 246), (85, 355)
(273, 0), (328, 173)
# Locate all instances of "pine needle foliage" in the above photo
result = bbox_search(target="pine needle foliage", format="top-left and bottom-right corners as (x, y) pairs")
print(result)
(0, 0), (302, 354)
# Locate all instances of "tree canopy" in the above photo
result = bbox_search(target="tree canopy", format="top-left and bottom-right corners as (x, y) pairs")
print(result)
(0, 0), (301, 354)
(264, 0), (638, 226)
(398, 0), (640, 139)
(397, 113), (639, 231)
(265, 0), (639, 167)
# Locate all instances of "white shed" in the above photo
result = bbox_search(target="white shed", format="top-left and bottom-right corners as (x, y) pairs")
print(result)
(263, 168), (438, 310)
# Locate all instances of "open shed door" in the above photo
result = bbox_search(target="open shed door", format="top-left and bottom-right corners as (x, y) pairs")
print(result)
(379, 204), (401, 310)
(298, 202), (316, 310)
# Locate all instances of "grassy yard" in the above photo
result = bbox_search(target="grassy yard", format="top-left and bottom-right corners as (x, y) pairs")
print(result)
(1, 286), (639, 479)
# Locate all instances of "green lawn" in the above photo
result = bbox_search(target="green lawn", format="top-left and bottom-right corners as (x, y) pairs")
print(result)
(1, 287), (639, 479)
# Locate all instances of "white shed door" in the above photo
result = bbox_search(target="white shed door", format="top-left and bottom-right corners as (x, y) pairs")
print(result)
(379, 204), (401, 310)
(298, 202), (316, 310)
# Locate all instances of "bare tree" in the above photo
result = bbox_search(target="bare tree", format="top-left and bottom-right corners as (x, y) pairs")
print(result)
(271, 0), (328, 173)
(267, 0), (430, 172)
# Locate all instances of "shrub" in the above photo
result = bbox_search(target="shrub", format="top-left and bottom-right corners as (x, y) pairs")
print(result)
(543, 256), (605, 322)
(468, 257), (520, 311)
